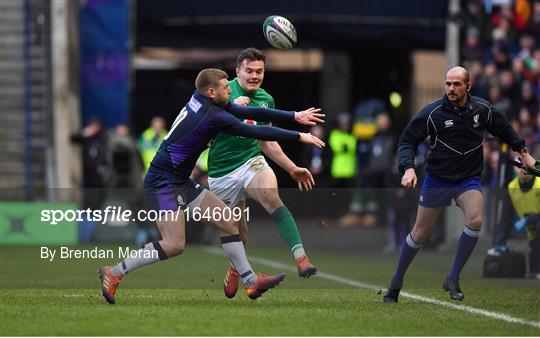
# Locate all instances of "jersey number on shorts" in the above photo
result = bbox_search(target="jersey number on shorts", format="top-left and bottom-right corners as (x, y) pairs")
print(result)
(164, 107), (188, 140)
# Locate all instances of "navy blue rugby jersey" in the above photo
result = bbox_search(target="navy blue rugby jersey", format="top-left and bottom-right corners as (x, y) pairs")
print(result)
(149, 90), (299, 179)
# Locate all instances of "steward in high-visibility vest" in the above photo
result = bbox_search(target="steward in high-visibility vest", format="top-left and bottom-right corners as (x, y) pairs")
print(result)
(138, 117), (168, 172)
(329, 113), (357, 182)
(507, 170), (540, 278)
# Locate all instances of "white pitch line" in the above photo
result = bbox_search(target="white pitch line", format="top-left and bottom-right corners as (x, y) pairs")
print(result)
(204, 246), (540, 329)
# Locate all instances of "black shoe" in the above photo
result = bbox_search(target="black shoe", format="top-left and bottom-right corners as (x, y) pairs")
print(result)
(443, 276), (464, 301)
(383, 286), (401, 303)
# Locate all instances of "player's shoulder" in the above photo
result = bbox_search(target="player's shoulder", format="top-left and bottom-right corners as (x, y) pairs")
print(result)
(256, 86), (272, 98)
(255, 87), (275, 107)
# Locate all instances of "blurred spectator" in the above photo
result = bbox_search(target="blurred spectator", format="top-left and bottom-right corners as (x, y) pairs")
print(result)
(70, 118), (108, 206)
(139, 116), (168, 171)
(511, 57), (525, 83)
(70, 118), (108, 242)
(106, 124), (153, 244)
(462, 27), (484, 63)
(470, 63), (496, 98)
(106, 124), (145, 189)
(329, 113), (359, 226)
(359, 112), (395, 227)
(461, 0), (493, 46)
(526, 1), (540, 38)
(517, 81), (539, 119)
(518, 106), (533, 128)
(498, 70), (520, 105)
(489, 83), (513, 119)
(491, 43), (512, 70)
(329, 113), (356, 188)
(516, 34), (535, 60)
(300, 125), (331, 187)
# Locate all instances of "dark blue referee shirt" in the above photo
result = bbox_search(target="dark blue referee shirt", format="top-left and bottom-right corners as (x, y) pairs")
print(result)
(398, 94), (525, 182)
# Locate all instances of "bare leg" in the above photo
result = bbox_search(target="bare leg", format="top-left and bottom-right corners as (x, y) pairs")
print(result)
(246, 169), (283, 213)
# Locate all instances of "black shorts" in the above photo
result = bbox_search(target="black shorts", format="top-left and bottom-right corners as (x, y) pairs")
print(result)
(144, 171), (206, 211)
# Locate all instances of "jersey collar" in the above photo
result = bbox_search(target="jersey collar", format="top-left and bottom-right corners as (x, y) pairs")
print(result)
(443, 93), (473, 115)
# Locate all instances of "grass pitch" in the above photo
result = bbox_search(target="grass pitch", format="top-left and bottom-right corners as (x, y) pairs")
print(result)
(1, 244), (539, 335)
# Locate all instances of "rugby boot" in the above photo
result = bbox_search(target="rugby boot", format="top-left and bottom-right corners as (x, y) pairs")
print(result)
(296, 255), (317, 278)
(443, 276), (464, 301)
(246, 273), (286, 300)
(223, 265), (240, 299)
(98, 266), (123, 304)
(383, 285), (401, 303)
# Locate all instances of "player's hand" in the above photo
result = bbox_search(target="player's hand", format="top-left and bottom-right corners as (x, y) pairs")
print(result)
(522, 152), (536, 167)
(299, 132), (325, 148)
(401, 168), (417, 189)
(294, 107), (325, 126)
(290, 167), (315, 191)
(234, 96), (250, 106)
(512, 153), (540, 177)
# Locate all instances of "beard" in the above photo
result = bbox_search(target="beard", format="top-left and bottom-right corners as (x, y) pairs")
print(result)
(448, 92), (467, 105)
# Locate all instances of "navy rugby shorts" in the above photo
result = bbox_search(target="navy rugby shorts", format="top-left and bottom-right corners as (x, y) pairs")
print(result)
(144, 171), (206, 211)
(419, 174), (482, 208)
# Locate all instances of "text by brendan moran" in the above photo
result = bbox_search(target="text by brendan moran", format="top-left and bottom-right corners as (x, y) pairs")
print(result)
(40, 246), (158, 262)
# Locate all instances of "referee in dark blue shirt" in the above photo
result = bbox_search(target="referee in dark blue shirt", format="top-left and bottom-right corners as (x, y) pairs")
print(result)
(383, 66), (537, 302)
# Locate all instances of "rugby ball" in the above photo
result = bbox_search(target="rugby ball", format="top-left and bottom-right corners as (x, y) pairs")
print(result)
(263, 15), (297, 49)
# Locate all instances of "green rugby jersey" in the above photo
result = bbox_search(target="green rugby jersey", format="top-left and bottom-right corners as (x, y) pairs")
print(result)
(208, 77), (275, 178)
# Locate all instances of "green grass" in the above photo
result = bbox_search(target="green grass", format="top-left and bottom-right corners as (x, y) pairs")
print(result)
(1, 244), (539, 336)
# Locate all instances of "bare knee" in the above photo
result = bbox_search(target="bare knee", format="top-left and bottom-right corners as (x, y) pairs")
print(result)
(260, 191), (283, 213)
(218, 220), (237, 236)
(162, 240), (185, 257)
(410, 227), (429, 245)
(467, 216), (482, 231)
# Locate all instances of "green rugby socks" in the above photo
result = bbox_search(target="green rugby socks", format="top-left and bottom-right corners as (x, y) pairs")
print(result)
(271, 206), (306, 259)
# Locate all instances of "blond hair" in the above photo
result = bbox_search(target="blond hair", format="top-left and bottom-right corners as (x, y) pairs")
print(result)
(195, 68), (228, 93)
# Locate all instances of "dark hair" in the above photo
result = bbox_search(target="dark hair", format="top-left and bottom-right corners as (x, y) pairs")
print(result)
(195, 68), (228, 93)
(236, 47), (265, 67)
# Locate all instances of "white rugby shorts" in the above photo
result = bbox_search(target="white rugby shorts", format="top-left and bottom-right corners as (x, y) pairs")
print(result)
(208, 155), (271, 207)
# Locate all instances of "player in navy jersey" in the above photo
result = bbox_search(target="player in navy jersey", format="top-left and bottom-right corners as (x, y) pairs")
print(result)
(98, 68), (325, 304)
(383, 66), (536, 303)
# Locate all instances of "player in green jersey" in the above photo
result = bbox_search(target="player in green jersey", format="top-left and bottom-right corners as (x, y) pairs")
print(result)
(208, 48), (322, 299)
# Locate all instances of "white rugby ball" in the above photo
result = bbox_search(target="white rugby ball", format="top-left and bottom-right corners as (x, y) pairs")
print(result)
(263, 15), (297, 49)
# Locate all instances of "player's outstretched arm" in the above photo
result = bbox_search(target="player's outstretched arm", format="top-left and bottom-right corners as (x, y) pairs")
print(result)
(216, 111), (325, 148)
(260, 141), (315, 191)
(226, 102), (294, 123)
(226, 103), (324, 126)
